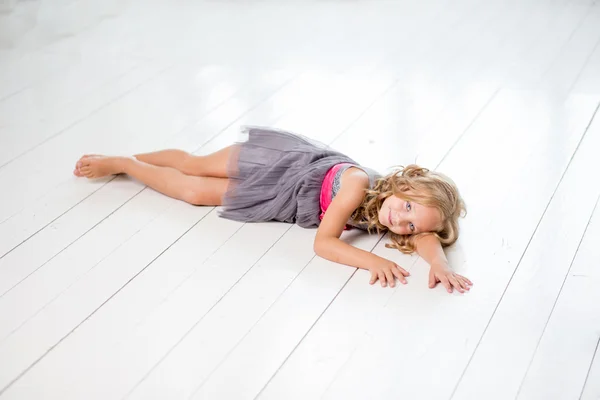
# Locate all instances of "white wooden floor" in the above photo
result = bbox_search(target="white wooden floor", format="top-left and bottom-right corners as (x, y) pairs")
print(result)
(1, 0), (600, 399)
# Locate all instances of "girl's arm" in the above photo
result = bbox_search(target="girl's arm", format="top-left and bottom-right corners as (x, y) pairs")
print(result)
(413, 234), (449, 268)
(314, 168), (409, 288)
(414, 234), (472, 293)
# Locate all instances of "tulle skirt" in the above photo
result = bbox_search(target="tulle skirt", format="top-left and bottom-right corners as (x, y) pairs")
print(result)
(219, 126), (357, 228)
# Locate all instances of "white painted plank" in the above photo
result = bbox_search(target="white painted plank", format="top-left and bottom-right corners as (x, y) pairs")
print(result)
(572, 27), (600, 95)
(0, 15), (405, 394)
(161, 18), (506, 397)
(0, 65), (294, 241)
(7, 11), (472, 390)
(0, 63), (294, 225)
(278, 3), (503, 171)
(451, 101), (600, 400)
(125, 3), (516, 396)
(2, 1), (600, 399)
(0, 66), (286, 388)
(0, 61), (405, 400)
(254, 88), (549, 400)
(192, 232), (381, 400)
(125, 224), (318, 400)
(537, 3), (600, 94)
(188, 77), (497, 400)
(251, 89), (492, 397)
(126, 74), (484, 400)
(0, 60), (164, 168)
(504, 1), (595, 89)
(0, 52), (76, 101)
(0, 65), (293, 261)
(122, 84), (429, 400)
(2, 3), (394, 238)
(328, 0), (546, 173)
(254, 238), (419, 400)
(329, 72), (499, 174)
(468, 0), (556, 85)
(0, 178), (113, 258)
(42, 0), (331, 64)
(0, 69), (283, 293)
(1, 220), (291, 399)
(515, 198), (600, 400)
(581, 346), (600, 400)
(0, 0), (126, 55)
(0, 55), (135, 128)
(171, 0), (474, 157)
(295, 92), (600, 400)
(394, 0), (514, 90)
(0, 71), (303, 392)
(125, 95), (490, 400)
(249, 0), (480, 148)
(0, 198), (211, 395)
(0, 73), (298, 393)
(0, 183), (171, 336)
(0, 177), (142, 298)
(32, 209), (241, 355)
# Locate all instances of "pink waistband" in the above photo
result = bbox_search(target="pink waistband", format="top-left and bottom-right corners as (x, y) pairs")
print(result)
(319, 163), (352, 221)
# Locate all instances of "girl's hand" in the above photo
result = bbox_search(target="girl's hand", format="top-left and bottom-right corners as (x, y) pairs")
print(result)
(429, 264), (472, 293)
(368, 259), (410, 288)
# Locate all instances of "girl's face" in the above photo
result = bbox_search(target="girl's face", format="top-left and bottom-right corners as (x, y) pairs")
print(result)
(378, 194), (442, 235)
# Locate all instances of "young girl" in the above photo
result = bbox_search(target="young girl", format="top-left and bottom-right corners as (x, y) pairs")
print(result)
(74, 126), (471, 293)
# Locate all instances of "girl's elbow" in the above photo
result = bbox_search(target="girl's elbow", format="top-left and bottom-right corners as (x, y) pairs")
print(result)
(313, 238), (323, 255)
(313, 236), (329, 257)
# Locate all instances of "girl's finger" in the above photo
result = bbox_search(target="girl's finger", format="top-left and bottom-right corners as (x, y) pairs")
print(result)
(460, 275), (473, 286)
(392, 267), (408, 284)
(458, 277), (470, 291)
(395, 264), (410, 277)
(384, 268), (395, 288)
(378, 271), (387, 287)
(370, 270), (377, 285)
(428, 269), (436, 288)
(449, 276), (464, 293)
(440, 276), (453, 293)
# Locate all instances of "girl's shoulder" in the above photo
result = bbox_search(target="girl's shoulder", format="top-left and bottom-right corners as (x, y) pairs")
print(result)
(340, 164), (381, 189)
(341, 166), (370, 187)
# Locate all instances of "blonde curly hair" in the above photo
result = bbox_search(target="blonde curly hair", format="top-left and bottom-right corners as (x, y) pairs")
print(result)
(351, 165), (466, 254)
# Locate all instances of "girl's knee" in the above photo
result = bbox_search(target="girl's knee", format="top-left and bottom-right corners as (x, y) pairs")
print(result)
(181, 154), (204, 176)
(180, 184), (223, 206)
(181, 187), (205, 205)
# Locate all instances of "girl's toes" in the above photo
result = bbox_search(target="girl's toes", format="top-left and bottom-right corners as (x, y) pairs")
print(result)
(73, 168), (83, 177)
(78, 154), (95, 163)
(81, 154), (99, 162)
(77, 158), (90, 169)
(81, 166), (93, 178)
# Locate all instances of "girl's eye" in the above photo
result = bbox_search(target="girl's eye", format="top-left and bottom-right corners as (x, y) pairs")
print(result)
(409, 223), (415, 232)
(406, 201), (412, 211)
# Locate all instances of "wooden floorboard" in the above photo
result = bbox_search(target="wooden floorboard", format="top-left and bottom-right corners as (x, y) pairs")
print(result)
(1, 0), (600, 399)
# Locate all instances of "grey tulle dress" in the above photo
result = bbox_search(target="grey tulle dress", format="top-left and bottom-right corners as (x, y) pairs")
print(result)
(219, 126), (381, 229)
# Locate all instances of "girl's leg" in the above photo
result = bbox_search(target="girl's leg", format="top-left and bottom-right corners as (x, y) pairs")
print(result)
(130, 146), (234, 178)
(133, 149), (192, 170)
(77, 156), (227, 205)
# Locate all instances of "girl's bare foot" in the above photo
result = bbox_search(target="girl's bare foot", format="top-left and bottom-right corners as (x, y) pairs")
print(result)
(74, 155), (129, 178)
(73, 154), (98, 177)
